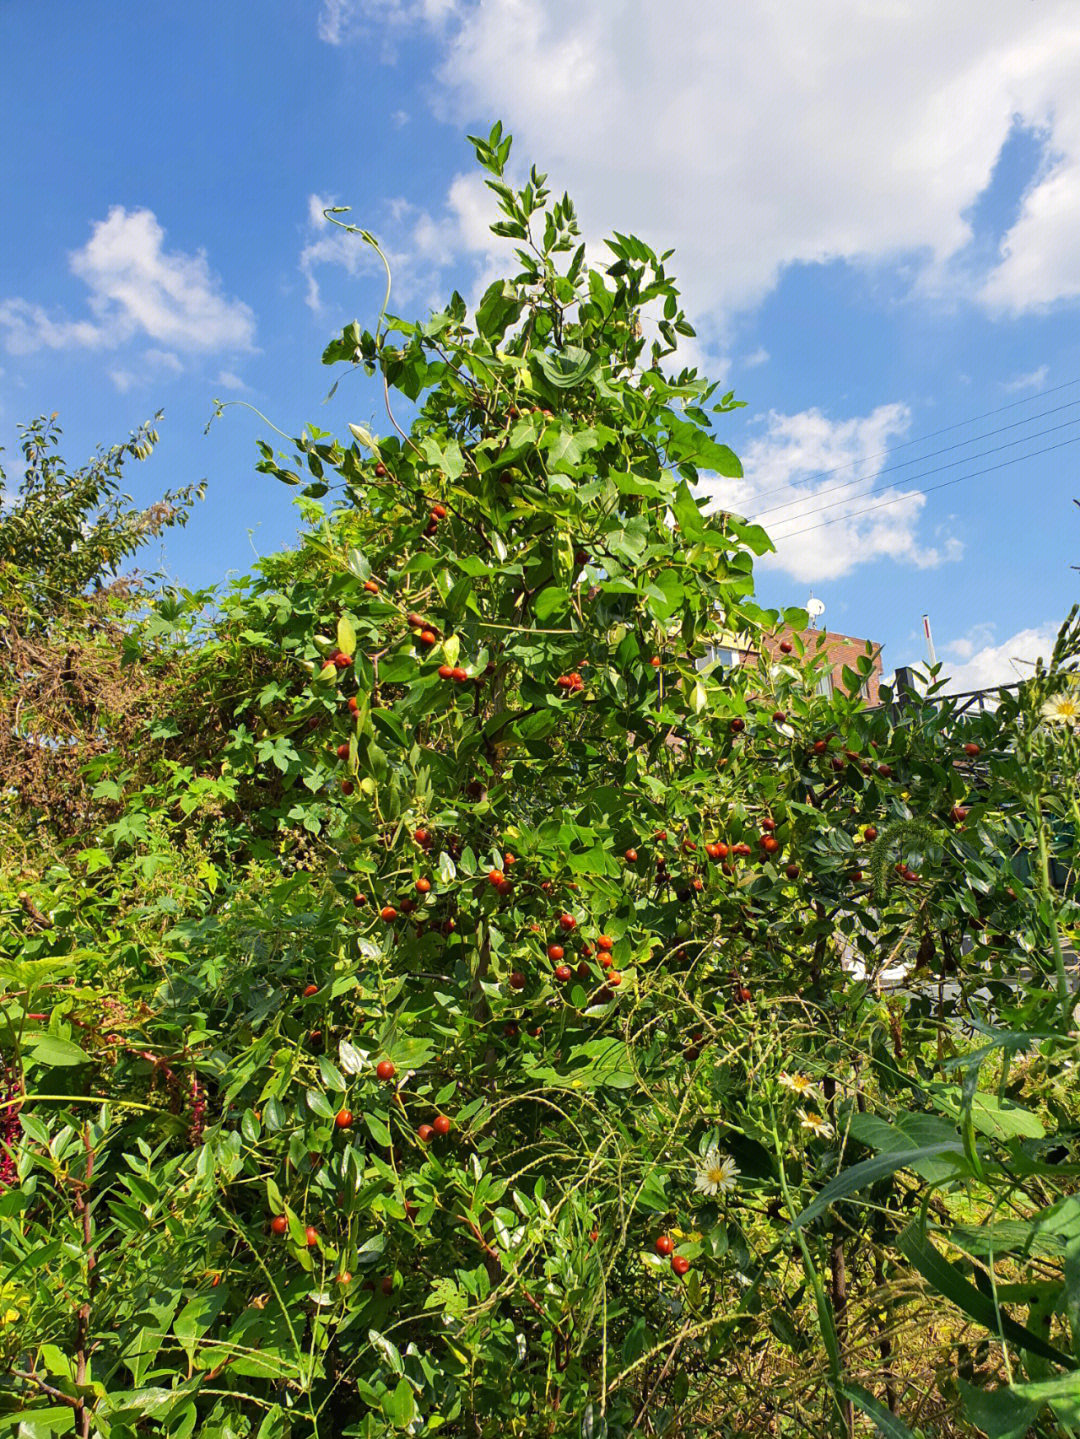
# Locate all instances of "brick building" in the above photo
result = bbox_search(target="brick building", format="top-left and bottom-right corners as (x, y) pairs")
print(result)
(695, 625), (884, 705)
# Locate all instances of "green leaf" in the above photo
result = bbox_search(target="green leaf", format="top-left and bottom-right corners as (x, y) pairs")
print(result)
(672, 480), (705, 541)
(533, 346), (597, 389)
(957, 1380), (1042, 1439)
(534, 586), (571, 622)
(381, 1376), (417, 1429)
(791, 1145), (966, 1230)
(337, 615), (357, 658)
(173, 1288), (229, 1359)
(897, 1224), (1077, 1368)
(841, 1383), (919, 1438)
(24, 1035), (92, 1067)
(1012, 1371), (1080, 1422)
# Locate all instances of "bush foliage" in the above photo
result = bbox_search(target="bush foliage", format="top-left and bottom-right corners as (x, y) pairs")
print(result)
(3, 127), (1080, 1438)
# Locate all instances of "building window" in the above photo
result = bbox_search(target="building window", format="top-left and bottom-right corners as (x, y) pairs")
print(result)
(815, 671), (834, 698)
(695, 645), (740, 673)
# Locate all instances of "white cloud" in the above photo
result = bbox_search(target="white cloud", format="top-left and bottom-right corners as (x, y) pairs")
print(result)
(1, 208), (255, 357)
(940, 622), (1059, 691)
(318, 0), (456, 45)
(341, 0), (1080, 327)
(743, 347), (769, 369)
(300, 174), (503, 312)
(144, 347), (184, 373)
(700, 403), (963, 583)
(109, 368), (136, 393)
(1001, 364), (1049, 392)
(216, 370), (248, 390)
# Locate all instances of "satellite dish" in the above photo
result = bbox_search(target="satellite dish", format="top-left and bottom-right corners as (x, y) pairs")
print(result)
(806, 596), (825, 625)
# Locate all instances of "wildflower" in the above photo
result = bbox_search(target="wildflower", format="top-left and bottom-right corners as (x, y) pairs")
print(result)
(1041, 687), (1080, 727)
(694, 1146), (740, 1197)
(779, 1071), (815, 1096)
(799, 1109), (834, 1139)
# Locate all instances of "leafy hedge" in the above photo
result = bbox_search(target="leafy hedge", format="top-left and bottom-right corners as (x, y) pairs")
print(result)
(3, 126), (1080, 1439)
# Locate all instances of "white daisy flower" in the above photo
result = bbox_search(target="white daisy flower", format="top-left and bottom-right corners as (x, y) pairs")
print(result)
(1041, 690), (1080, 727)
(694, 1146), (740, 1197)
(799, 1109), (834, 1138)
(779, 1071), (815, 1096)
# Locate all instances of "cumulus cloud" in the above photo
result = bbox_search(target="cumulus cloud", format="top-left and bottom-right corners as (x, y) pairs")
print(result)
(940, 622), (1059, 691)
(1, 208), (255, 357)
(700, 404), (963, 584)
(330, 0), (1080, 328)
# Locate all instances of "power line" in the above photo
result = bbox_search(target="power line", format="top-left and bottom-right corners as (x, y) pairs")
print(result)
(766, 432), (1080, 542)
(748, 396), (1080, 522)
(753, 412), (1080, 529)
(742, 374), (1080, 506)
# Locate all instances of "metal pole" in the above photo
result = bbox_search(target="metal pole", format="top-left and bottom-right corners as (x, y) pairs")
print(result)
(922, 613), (937, 667)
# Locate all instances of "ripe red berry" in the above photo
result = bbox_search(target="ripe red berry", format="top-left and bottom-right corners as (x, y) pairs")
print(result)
(431, 504), (447, 520)
(577, 961), (590, 978)
(671, 1255), (690, 1276)
(352, 892), (367, 908)
(503, 852), (516, 865)
(341, 780), (354, 795)
(374, 463), (387, 477)
(380, 906), (397, 923)
(785, 863), (800, 880)
(555, 964), (572, 982)
(599, 953), (613, 970)
(589, 1228), (599, 1241)
(489, 869), (505, 887)
(609, 971), (623, 987)
(437, 663), (454, 679)
(655, 1234), (674, 1255)
(877, 763), (893, 778)
(650, 656), (661, 668)
(779, 640), (793, 654)
(964, 743), (981, 757)
(380, 1275), (394, 1296)
(433, 1114), (451, 1136)
(559, 913), (577, 932)
(451, 667), (468, 683)
(864, 825), (878, 842)
(305, 1225), (319, 1247)
(417, 1123), (434, 1142)
(730, 717), (745, 733)
(414, 828), (432, 848)
(416, 877), (431, 893)
(625, 848), (638, 862)
(303, 983), (319, 997)
(760, 835), (780, 854)
(596, 935), (614, 952)
(772, 710), (786, 724)
(335, 1108), (353, 1130)
(270, 1215), (288, 1236)
(547, 944), (565, 961)
(419, 629), (438, 646)
(509, 971), (526, 990)
(348, 695), (359, 715)
(736, 985), (752, 1003)
(950, 805), (969, 823)
(406, 612), (427, 630)
(503, 1022), (519, 1038)
(336, 743), (350, 760)
(761, 817), (776, 831)
(376, 1060), (396, 1081)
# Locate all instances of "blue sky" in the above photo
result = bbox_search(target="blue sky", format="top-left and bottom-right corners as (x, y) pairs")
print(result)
(3, 0), (1080, 687)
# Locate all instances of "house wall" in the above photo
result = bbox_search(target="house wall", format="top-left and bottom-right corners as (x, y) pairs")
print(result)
(750, 628), (884, 705)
